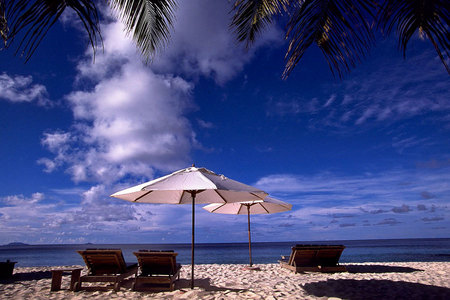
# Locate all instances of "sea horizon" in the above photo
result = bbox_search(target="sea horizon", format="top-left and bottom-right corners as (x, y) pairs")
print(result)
(2, 237), (449, 267)
(2, 237), (449, 247)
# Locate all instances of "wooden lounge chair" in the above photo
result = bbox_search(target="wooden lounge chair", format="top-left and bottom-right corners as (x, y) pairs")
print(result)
(132, 250), (182, 291)
(279, 245), (347, 273)
(75, 249), (138, 292)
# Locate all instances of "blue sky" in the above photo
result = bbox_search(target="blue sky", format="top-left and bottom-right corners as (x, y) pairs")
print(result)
(0, 1), (448, 245)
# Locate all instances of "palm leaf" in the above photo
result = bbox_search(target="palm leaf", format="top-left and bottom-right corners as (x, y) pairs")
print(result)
(109, 0), (176, 61)
(231, 0), (289, 48)
(284, 0), (376, 78)
(1, 0), (7, 46)
(378, 0), (450, 75)
(5, 0), (101, 61)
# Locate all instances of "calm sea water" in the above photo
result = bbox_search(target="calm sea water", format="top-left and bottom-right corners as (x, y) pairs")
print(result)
(0, 238), (449, 267)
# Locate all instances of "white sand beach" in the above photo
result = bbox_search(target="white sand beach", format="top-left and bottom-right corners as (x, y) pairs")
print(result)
(1, 262), (449, 299)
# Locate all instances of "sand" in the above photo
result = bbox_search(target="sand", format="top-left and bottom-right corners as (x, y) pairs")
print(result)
(1, 262), (449, 299)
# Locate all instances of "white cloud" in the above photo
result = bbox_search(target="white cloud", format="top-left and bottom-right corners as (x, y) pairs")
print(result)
(50, 187), (87, 195)
(0, 73), (49, 105)
(40, 16), (197, 183)
(250, 167), (449, 239)
(152, 1), (283, 84)
(256, 168), (450, 213)
(0, 187), (145, 244)
(39, 184), (195, 243)
(0, 193), (59, 243)
(197, 119), (214, 129)
(265, 47), (450, 130)
(337, 51), (450, 126)
(69, 63), (195, 179)
(323, 94), (336, 107)
(41, 132), (72, 152)
(33, 3), (282, 242)
(1, 193), (44, 206)
(2, 164), (448, 243)
(39, 2), (282, 185)
(38, 132), (74, 173)
(391, 136), (431, 153)
(267, 99), (302, 116)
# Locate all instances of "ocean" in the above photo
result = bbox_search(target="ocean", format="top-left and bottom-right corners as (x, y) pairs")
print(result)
(0, 238), (449, 267)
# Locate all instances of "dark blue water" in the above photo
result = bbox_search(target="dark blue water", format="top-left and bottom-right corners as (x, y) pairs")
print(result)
(0, 238), (449, 267)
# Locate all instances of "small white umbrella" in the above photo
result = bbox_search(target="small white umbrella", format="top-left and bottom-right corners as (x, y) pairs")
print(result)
(203, 197), (292, 268)
(110, 166), (268, 288)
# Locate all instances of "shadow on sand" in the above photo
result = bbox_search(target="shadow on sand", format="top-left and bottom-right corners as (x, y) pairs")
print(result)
(128, 278), (247, 293)
(176, 278), (247, 292)
(303, 279), (450, 300)
(345, 264), (422, 273)
(0, 271), (52, 283)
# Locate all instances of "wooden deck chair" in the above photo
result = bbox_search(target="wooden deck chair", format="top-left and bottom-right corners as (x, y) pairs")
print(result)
(132, 250), (182, 291)
(75, 249), (137, 292)
(279, 245), (347, 273)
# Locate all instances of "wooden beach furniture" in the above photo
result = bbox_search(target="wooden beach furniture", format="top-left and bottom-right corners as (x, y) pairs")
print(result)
(279, 245), (347, 273)
(0, 260), (16, 279)
(132, 250), (182, 291)
(75, 249), (138, 292)
(50, 267), (82, 291)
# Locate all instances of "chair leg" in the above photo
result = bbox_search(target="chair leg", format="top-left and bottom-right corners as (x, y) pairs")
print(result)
(114, 282), (120, 292)
(73, 281), (81, 292)
(50, 271), (63, 291)
(70, 269), (81, 291)
(132, 277), (139, 291)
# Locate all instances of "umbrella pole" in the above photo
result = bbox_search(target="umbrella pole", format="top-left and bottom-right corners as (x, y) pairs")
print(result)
(247, 205), (252, 267)
(191, 192), (196, 289)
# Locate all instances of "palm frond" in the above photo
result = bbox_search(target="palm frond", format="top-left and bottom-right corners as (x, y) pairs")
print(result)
(109, 0), (176, 61)
(378, 0), (450, 75)
(284, 0), (376, 78)
(5, 0), (101, 61)
(231, 0), (289, 48)
(1, 0), (8, 46)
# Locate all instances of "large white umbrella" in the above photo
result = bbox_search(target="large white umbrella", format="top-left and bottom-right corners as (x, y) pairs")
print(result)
(203, 197), (292, 269)
(110, 166), (268, 288)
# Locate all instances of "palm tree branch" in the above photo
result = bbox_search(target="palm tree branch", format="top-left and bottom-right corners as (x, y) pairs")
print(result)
(13, 4), (64, 59)
(5, 0), (101, 61)
(1, 0), (7, 45)
(378, 0), (450, 74)
(284, 0), (376, 78)
(109, 0), (176, 60)
(231, 0), (289, 48)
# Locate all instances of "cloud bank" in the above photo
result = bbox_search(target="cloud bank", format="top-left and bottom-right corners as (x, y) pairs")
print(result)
(39, 1), (281, 184)
(252, 167), (449, 240)
(267, 49), (450, 131)
(0, 73), (49, 105)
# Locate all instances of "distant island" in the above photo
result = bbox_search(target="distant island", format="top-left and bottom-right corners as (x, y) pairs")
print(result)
(4, 242), (29, 246)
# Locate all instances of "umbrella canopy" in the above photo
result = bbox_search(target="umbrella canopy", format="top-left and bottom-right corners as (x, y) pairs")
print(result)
(110, 166), (268, 288)
(203, 197), (292, 268)
(111, 166), (268, 204)
(203, 197), (292, 215)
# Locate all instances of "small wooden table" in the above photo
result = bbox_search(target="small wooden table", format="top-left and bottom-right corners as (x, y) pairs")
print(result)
(50, 268), (82, 291)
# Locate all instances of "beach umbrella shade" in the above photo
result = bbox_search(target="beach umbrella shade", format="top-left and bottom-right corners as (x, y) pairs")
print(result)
(203, 197), (292, 269)
(110, 166), (268, 288)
